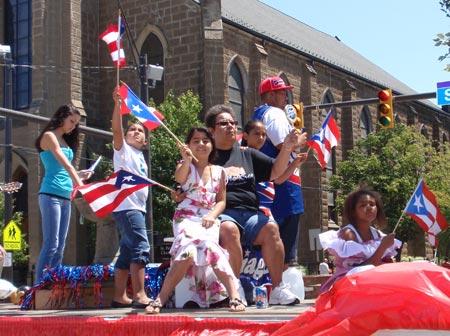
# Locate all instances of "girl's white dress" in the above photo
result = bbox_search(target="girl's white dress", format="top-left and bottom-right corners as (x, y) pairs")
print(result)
(170, 163), (237, 307)
(318, 224), (402, 293)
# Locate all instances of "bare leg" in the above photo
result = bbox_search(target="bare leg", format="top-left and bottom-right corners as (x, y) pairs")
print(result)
(253, 221), (284, 287)
(130, 263), (151, 304)
(219, 221), (242, 278)
(212, 268), (245, 312)
(146, 258), (193, 314)
(113, 268), (132, 304)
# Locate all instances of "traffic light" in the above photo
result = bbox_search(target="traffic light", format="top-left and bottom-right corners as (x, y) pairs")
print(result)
(284, 103), (304, 130)
(377, 89), (394, 129)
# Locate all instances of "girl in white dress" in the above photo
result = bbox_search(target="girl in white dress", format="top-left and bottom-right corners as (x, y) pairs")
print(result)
(319, 188), (401, 293)
(146, 127), (245, 313)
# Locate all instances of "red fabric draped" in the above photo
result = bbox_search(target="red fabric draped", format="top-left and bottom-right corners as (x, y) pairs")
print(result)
(273, 262), (450, 335)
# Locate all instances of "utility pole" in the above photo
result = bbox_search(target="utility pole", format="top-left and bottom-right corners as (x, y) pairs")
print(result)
(1, 44), (13, 224)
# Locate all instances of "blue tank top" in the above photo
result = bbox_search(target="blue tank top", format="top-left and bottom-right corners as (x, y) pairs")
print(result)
(39, 148), (74, 199)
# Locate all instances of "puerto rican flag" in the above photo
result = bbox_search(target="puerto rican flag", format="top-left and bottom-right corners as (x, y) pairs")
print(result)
(99, 21), (126, 68)
(71, 170), (156, 218)
(118, 83), (165, 130)
(306, 110), (340, 169)
(257, 181), (275, 217)
(405, 179), (449, 248)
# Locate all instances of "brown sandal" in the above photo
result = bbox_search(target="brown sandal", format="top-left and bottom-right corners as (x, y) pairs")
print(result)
(145, 298), (163, 314)
(229, 298), (246, 312)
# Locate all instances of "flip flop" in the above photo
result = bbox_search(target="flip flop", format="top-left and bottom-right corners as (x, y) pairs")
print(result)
(131, 300), (152, 309)
(111, 300), (132, 308)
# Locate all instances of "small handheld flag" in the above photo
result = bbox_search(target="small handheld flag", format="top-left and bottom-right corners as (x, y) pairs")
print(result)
(405, 179), (449, 247)
(72, 170), (169, 218)
(306, 110), (340, 169)
(118, 83), (165, 130)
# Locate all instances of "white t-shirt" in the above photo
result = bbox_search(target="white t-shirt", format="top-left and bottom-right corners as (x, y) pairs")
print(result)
(113, 141), (148, 212)
(319, 262), (330, 275)
(260, 105), (291, 148)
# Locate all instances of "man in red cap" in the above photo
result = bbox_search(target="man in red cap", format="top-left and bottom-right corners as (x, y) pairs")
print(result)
(252, 76), (307, 304)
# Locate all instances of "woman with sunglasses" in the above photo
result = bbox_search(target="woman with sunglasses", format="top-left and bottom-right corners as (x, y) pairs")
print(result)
(204, 104), (307, 306)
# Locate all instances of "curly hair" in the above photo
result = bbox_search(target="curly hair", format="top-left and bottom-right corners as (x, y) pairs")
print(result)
(343, 188), (387, 229)
(204, 104), (236, 129)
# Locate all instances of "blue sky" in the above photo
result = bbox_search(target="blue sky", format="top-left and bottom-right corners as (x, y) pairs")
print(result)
(259, 0), (449, 102)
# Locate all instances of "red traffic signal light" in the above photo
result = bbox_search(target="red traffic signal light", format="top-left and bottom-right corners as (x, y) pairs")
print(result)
(377, 89), (394, 129)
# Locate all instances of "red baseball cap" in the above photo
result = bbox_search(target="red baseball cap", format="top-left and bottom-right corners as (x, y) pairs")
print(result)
(259, 76), (294, 95)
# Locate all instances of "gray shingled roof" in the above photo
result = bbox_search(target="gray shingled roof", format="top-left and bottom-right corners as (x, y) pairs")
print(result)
(220, 0), (439, 109)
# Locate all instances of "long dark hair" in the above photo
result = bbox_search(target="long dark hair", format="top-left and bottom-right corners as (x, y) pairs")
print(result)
(35, 104), (81, 153)
(343, 188), (387, 229)
(185, 126), (216, 162)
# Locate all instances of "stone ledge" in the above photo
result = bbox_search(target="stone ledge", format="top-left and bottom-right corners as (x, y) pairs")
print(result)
(303, 275), (331, 299)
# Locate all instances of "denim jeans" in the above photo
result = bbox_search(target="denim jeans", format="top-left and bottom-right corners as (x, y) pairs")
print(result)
(113, 209), (150, 269)
(275, 214), (301, 264)
(35, 193), (71, 283)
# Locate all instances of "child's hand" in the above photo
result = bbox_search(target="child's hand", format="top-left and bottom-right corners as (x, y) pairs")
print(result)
(112, 86), (122, 104)
(177, 142), (194, 162)
(78, 169), (94, 181)
(293, 153), (308, 166)
(380, 233), (395, 250)
(171, 187), (186, 203)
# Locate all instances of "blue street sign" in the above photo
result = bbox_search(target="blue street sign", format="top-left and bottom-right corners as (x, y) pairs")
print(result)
(437, 81), (450, 106)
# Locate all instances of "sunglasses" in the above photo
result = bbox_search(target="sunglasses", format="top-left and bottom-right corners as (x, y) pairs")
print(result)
(216, 120), (238, 127)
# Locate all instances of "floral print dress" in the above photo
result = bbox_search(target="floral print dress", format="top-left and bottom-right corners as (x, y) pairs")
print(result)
(171, 163), (236, 307)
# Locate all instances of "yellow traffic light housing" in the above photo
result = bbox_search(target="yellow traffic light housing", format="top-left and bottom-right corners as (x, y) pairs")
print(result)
(378, 89), (394, 129)
(284, 103), (304, 130)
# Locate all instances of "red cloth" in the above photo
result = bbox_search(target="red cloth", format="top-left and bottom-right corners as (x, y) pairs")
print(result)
(273, 262), (450, 335)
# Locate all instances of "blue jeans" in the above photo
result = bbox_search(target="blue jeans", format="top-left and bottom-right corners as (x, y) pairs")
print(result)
(35, 193), (71, 283)
(113, 210), (150, 269)
(275, 214), (301, 264)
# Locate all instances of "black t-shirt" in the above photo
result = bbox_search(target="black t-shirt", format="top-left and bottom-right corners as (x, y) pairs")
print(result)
(213, 142), (274, 211)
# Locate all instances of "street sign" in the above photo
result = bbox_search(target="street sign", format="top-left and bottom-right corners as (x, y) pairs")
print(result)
(2, 220), (21, 251)
(436, 81), (450, 106)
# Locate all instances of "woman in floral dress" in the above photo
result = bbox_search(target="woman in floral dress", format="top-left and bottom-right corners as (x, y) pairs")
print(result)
(146, 127), (245, 314)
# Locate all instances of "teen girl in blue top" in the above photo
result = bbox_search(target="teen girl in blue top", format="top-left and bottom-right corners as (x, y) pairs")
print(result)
(34, 104), (92, 283)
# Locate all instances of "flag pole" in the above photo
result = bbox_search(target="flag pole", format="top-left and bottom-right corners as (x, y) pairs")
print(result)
(392, 178), (423, 233)
(392, 211), (406, 233)
(118, 167), (174, 193)
(116, 8), (121, 87)
(157, 122), (199, 162)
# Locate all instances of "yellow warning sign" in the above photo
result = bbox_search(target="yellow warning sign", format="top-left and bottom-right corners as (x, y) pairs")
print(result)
(3, 220), (22, 251)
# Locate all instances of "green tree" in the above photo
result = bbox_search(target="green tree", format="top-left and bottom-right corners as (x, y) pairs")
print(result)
(149, 90), (203, 236)
(435, 0), (450, 71)
(329, 124), (450, 255)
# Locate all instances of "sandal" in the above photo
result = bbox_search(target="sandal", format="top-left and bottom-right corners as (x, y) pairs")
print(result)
(229, 298), (246, 312)
(145, 298), (163, 314)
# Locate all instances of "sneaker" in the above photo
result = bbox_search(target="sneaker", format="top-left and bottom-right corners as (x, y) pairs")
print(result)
(268, 282), (300, 305)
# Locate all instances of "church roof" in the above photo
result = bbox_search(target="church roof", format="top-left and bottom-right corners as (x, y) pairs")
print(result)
(220, 0), (439, 109)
